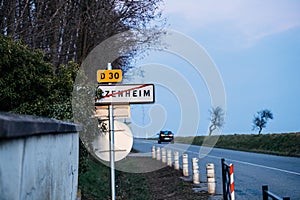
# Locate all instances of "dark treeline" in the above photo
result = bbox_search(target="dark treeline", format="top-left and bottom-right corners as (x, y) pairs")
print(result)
(0, 0), (164, 69)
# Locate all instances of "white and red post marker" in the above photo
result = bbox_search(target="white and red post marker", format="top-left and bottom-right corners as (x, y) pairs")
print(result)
(230, 164), (235, 200)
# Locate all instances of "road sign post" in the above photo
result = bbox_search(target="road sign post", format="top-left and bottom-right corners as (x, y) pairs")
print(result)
(109, 96), (115, 200)
(107, 63), (116, 200)
(96, 64), (154, 200)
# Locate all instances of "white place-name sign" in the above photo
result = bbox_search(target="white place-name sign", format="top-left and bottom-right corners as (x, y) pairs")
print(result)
(95, 84), (155, 104)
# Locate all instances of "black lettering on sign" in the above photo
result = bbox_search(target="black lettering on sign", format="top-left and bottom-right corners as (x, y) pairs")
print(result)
(103, 90), (110, 97)
(144, 90), (150, 96)
(114, 72), (119, 79)
(109, 72), (113, 79)
(133, 90), (137, 97)
(118, 90), (123, 97)
(108, 72), (120, 79)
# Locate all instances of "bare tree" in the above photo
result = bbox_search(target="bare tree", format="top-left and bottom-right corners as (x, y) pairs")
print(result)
(208, 106), (225, 136)
(252, 109), (273, 134)
(0, 0), (165, 69)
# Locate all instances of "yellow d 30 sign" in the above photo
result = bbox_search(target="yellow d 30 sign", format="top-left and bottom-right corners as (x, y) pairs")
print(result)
(97, 69), (122, 83)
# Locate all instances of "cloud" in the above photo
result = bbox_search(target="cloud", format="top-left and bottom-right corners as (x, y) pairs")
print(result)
(163, 0), (300, 46)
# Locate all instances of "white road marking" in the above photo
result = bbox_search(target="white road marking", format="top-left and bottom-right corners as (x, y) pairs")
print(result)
(138, 140), (300, 176)
(225, 159), (300, 176)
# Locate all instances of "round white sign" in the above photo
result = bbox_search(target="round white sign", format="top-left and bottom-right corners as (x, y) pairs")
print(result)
(92, 121), (133, 162)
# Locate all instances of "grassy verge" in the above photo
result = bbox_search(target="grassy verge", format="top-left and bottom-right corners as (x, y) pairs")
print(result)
(78, 156), (151, 200)
(175, 132), (300, 157)
(78, 155), (210, 200)
(78, 157), (111, 199)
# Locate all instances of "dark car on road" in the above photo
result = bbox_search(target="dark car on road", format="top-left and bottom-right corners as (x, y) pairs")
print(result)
(158, 130), (174, 144)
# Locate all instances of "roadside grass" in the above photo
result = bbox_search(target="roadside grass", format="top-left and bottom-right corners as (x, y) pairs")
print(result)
(78, 157), (111, 199)
(117, 170), (151, 200)
(175, 132), (300, 157)
(78, 156), (151, 200)
(78, 155), (210, 200)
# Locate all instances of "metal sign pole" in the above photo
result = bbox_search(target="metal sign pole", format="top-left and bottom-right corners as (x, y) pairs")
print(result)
(108, 63), (116, 200)
(96, 63), (154, 200)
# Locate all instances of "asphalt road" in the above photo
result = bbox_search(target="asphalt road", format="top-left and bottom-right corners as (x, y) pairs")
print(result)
(132, 139), (300, 200)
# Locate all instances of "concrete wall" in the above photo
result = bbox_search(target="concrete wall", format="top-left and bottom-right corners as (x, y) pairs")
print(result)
(0, 112), (81, 200)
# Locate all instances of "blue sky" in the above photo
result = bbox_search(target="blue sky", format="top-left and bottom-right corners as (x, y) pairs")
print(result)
(128, 0), (300, 136)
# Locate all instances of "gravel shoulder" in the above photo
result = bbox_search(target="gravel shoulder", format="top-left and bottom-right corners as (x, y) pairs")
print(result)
(144, 165), (210, 200)
(125, 155), (211, 200)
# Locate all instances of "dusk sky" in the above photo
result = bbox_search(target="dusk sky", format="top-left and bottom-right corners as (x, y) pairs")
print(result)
(127, 0), (300, 136)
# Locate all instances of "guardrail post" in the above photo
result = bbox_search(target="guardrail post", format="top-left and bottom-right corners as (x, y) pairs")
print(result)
(262, 185), (268, 200)
(262, 185), (290, 200)
(167, 149), (172, 167)
(221, 158), (227, 200)
(152, 146), (156, 159)
(156, 147), (161, 161)
(174, 151), (179, 170)
(182, 154), (189, 177)
(161, 148), (167, 163)
(192, 158), (200, 184)
(207, 163), (216, 194)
